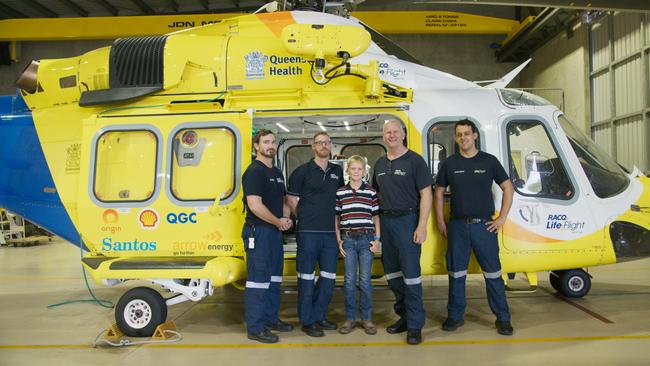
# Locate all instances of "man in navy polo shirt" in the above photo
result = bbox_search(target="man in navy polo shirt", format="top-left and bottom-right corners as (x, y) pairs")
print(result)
(434, 119), (514, 336)
(287, 131), (344, 337)
(242, 129), (294, 343)
(372, 119), (433, 345)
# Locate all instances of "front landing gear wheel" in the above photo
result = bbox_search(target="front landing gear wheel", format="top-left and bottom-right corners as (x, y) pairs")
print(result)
(116, 287), (167, 337)
(558, 269), (591, 298)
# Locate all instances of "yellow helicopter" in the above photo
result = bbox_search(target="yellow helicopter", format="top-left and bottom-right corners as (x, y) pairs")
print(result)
(0, 4), (648, 337)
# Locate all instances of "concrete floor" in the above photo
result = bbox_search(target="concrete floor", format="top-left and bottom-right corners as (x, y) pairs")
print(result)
(1, 238), (649, 365)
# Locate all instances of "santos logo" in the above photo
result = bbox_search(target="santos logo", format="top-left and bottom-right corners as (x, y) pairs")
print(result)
(167, 212), (197, 224)
(102, 237), (157, 251)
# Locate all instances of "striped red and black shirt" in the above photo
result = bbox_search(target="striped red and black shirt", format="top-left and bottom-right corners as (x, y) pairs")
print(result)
(335, 182), (379, 231)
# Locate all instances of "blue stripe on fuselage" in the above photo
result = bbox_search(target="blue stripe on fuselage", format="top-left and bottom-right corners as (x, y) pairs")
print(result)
(0, 92), (81, 246)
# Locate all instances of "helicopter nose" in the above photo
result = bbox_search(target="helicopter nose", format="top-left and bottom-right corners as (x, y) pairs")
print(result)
(610, 221), (650, 261)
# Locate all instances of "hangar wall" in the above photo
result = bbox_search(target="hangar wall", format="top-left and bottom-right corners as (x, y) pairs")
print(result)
(519, 22), (590, 134)
(589, 12), (649, 173)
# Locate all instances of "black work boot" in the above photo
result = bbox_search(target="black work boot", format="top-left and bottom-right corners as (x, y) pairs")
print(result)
(316, 318), (337, 330)
(248, 329), (279, 343)
(495, 320), (514, 336)
(386, 318), (407, 334)
(266, 319), (294, 332)
(406, 329), (422, 345)
(301, 323), (325, 337)
(441, 318), (464, 332)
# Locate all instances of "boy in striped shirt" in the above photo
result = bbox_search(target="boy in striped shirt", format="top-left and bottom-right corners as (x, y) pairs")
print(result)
(335, 155), (381, 335)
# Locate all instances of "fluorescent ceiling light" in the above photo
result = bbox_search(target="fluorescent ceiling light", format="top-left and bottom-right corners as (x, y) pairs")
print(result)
(317, 121), (326, 131)
(344, 121), (350, 131)
(276, 123), (290, 132)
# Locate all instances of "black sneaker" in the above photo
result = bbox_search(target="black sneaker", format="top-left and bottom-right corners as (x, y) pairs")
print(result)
(441, 318), (464, 332)
(301, 324), (325, 337)
(406, 329), (422, 345)
(495, 320), (514, 336)
(248, 329), (279, 343)
(316, 319), (337, 330)
(266, 320), (294, 332)
(386, 318), (407, 334)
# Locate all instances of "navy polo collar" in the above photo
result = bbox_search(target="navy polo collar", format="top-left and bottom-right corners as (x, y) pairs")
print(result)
(309, 158), (335, 172)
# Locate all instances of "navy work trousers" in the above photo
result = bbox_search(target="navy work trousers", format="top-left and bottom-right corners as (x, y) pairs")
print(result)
(242, 224), (284, 334)
(446, 219), (510, 322)
(380, 213), (425, 330)
(296, 232), (338, 326)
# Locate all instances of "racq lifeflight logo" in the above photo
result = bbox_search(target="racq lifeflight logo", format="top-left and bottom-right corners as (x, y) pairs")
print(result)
(138, 208), (159, 229)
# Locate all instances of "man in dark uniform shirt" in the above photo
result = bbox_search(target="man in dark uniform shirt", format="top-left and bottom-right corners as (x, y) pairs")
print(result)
(287, 131), (344, 337)
(434, 119), (515, 336)
(241, 129), (294, 343)
(372, 119), (433, 345)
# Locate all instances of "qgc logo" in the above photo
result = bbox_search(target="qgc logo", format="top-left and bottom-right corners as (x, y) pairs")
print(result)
(167, 212), (197, 224)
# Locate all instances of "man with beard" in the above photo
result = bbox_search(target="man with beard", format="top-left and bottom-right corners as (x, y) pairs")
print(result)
(242, 129), (294, 343)
(372, 119), (433, 345)
(288, 131), (344, 337)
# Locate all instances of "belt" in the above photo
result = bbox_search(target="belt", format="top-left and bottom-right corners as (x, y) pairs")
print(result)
(381, 208), (418, 217)
(342, 229), (374, 237)
(453, 217), (488, 224)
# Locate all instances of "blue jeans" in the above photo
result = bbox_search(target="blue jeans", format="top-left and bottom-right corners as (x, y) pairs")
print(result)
(446, 219), (510, 322)
(296, 232), (339, 326)
(342, 233), (375, 321)
(380, 213), (425, 330)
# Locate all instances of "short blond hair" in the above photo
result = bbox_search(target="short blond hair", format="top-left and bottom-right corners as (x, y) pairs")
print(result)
(346, 155), (366, 172)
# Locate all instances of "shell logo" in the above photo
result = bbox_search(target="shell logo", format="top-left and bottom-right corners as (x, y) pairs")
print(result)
(102, 209), (119, 224)
(138, 208), (159, 229)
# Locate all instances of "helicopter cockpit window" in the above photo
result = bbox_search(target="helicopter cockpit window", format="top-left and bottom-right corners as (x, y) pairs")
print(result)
(427, 121), (480, 183)
(557, 115), (629, 198)
(170, 127), (236, 201)
(94, 130), (157, 202)
(507, 121), (574, 200)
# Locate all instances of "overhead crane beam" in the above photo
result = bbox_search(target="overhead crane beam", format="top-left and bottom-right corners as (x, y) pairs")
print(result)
(0, 11), (526, 41)
(418, 0), (650, 12)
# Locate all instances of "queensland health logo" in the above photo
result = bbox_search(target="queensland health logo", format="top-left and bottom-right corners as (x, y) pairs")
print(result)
(245, 51), (268, 80)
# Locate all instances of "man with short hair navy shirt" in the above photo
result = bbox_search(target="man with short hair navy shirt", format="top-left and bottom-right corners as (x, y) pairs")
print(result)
(372, 120), (433, 345)
(287, 131), (344, 337)
(434, 119), (515, 336)
(242, 130), (294, 343)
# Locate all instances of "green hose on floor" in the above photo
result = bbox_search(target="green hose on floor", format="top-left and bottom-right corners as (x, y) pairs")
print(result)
(47, 242), (114, 309)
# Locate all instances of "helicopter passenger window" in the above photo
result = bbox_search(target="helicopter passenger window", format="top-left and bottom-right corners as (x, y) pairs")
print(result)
(427, 122), (480, 182)
(170, 127), (236, 201)
(340, 144), (386, 171)
(285, 145), (314, 178)
(94, 130), (157, 202)
(506, 121), (574, 200)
